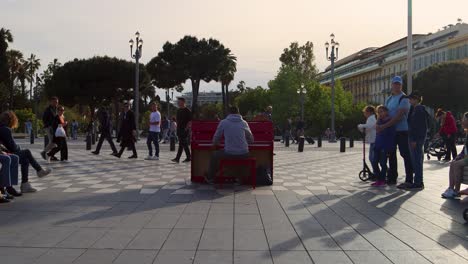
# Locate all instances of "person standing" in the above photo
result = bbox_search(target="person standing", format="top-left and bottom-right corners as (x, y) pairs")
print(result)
(407, 91), (428, 190)
(146, 102), (161, 160)
(171, 98), (192, 163)
(71, 119), (79, 140)
(47, 106), (69, 162)
(25, 119), (32, 138)
(114, 102), (137, 159)
(377, 76), (413, 187)
(436, 108), (458, 162)
(161, 116), (169, 143)
(358, 106), (377, 175)
(92, 107), (118, 156)
(41, 96), (59, 160)
(372, 106), (396, 187)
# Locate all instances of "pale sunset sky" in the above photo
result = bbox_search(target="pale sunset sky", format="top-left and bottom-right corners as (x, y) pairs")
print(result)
(2, 0), (467, 97)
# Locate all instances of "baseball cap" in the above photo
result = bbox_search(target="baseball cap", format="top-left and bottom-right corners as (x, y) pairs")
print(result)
(391, 76), (403, 85)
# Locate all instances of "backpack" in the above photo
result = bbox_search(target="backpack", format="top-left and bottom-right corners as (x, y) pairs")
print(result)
(256, 166), (273, 186)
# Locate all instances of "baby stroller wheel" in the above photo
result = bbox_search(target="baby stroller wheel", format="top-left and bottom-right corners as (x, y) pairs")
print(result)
(359, 170), (369, 182)
(464, 209), (468, 222)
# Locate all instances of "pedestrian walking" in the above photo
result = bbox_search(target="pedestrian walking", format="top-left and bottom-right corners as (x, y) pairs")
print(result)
(171, 98), (192, 163)
(92, 107), (118, 155)
(376, 76), (413, 187)
(47, 106), (69, 162)
(41, 96), (59, 160)
(114, 102), (137, 159)
(146, 102), (161, 160)
(25, 119), (32, 138)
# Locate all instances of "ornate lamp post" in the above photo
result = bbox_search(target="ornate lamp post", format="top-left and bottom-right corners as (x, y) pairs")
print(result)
(325, 34), (339, 142)
(297, 84), (307, 121)
(129, 31), (143, 137)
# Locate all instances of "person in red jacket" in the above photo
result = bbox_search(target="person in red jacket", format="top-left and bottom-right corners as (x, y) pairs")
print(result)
(436, 108), (458, 162)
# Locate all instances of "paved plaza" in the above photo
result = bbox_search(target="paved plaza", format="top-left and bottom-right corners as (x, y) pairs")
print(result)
(0, 139), (467, 264)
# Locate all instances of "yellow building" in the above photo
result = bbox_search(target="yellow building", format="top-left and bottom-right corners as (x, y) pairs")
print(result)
(320, 21), (468, 104)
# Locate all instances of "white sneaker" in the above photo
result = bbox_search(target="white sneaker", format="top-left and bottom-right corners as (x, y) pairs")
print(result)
(152, 156), (159, 160)
(441, 188), (457, 199)
(145, 155), (153, 160)
(37, 168), (52, 178)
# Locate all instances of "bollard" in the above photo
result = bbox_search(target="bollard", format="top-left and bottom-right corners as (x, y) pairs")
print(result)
(298, 136), (305, 152)
(340, 137), (346, 152)
(317, 136), (322, 148)
(92, 133), (96, 145)
(44, 134), (49, 148)
(170, 136), (176, 151)
(349, 137), (354, 148)
(30, 131), (34, 144)
(86, 134), (92, 150)
(285, 135), (290, 147)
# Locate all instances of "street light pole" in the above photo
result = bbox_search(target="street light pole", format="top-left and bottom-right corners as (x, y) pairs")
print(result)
(407, 0), (413, 94)
(297, 84), (306, 121)
(325, 34), (339, 142)
(129, 31), (143, 138)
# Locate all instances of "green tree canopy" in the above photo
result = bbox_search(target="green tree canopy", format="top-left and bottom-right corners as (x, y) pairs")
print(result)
(413, 62), (468, 114)
(234, 86), (272, 117)
(279, 41), (318, 81)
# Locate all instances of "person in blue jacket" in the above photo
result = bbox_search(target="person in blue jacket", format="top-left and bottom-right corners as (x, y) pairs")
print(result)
(407, 91), (428, 190)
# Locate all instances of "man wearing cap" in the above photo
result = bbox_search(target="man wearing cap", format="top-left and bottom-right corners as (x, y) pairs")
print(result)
(376, 76), (413, 187)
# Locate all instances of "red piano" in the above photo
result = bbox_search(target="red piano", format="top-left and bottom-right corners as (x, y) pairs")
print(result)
(191, 121), (274, 183)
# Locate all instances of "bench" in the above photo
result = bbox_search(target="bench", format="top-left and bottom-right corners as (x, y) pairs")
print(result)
(191, 121), (274, 186)
(218, 157), (256, 189)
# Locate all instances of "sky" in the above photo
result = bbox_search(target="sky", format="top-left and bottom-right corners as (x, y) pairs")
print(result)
(2, 0), (467, 98)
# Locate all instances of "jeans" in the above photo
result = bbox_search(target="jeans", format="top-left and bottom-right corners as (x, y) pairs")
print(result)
(0, 154), (19, 187)
(49, 137), (68, 160)
(373, 149), (388, 181)
(442, 134), (457, 161)
(95, 133), (118, 154)
(44, 127), (56, 153)
(175, 130), (191, 161)
(388, 131), (413, 183)
(409, 140), (425, 185)
(207, 150), (249, 181)
(147, 131), (160, 157)
(16, 149), (42, 183)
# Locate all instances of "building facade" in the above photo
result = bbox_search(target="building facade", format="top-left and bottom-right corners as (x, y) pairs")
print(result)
(320, 21), (468, 104)
(181, 91), (223, 107)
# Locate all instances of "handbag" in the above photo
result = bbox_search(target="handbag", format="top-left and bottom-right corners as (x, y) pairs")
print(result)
(55, 125), (66, 138)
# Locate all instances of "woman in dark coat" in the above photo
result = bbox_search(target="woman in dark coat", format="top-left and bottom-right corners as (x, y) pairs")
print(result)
(114, 102), (137, 159)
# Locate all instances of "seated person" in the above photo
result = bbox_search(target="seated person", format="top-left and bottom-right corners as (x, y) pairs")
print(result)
(0, 152), (21, 203)
(441, 112), (468, 199)
(0, 111), (52, 193)
(205, 106), (254, 184)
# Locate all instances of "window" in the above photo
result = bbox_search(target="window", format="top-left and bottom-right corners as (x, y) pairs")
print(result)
(465, 44), (468, 58)
(442, 51), (446, 61)
(424, 56), (428, 67)
(436, 52), (440, 63)
(457, 46), (462, 59)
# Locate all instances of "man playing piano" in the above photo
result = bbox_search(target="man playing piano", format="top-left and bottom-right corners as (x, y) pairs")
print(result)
(204, 106), (254, 184)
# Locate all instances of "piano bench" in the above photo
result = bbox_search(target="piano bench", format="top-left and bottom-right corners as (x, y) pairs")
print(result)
(218, 157), (256, 189)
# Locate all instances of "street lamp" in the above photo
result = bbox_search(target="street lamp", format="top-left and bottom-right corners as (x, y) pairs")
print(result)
(129, 31), (143, 138)
(297, 84), (307, 121)
(325, 33), (339, 142)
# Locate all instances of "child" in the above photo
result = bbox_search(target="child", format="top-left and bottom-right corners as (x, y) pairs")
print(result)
(407, 91), (427, 190)
(372, 106), (396, 187)
(358, 106), (377, 176)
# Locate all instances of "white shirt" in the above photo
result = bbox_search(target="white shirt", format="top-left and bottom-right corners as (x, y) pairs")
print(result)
(358, 115), (376, 143)
(149, 111), (161, 132)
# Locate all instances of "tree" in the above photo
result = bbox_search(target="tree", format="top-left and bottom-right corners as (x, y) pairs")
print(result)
(218, 53), (237, 115)
(413, 63), (468, 114)
(6, 49), (24, 108)
(147, 36), (234, 115)
(45, 56), (151, 119)
(234, 86), (271, 117)
(25, 54), (41, 100)
(279, 41), (318, 81)
(0, 28), (13, 107)
(237, 80), (246, 93)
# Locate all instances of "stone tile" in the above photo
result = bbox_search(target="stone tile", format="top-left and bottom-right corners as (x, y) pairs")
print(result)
(234, 251), (273, 264)
(154, 250), (195, 264)
(145, 213), (181, 228)
(126, 229), (171, 249)
(113, 249), (158, 264)
(162, 229), (202, 250)
(330, 229), (376, 251)
(73, 249), (121, 264)
(0, 247), (49, 264)
(198, 229), (233, 250)
(194, 250), (233, 264)
(418, 250), (468, 264)
(309, 251), (353, 264)
(297, 229), (340, 251)
(382, 251), (431, 264)
(265, 228), (305, 251)
(235, 214), (263, 229)
(21, 226), (77, 247)
(205, 213), (234, 229)
(234, 229), (269, 251)
(175, 213), (207, 229)
(270, 251), (313, 264)
(91, 228), (140, 249)
(57, 228), (108, 248)
(359, 230), (411, 251)
(34, 248), (85, 264)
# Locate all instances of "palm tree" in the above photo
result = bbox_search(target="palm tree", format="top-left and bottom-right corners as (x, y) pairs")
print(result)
(26, 53), (41, 100)
(0, 28), (13, 103)
(218, 51), (237, 115)
(6, 49), (24, 108)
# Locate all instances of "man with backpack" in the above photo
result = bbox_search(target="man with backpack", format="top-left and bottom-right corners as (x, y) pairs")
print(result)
(376, 76), (413, 188)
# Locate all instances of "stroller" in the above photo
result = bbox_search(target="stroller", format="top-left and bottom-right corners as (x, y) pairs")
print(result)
(359, 128), (374, 182)
(425, 136), (447, 161)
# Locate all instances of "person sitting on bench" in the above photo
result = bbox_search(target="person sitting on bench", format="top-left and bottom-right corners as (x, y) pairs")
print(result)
(205, 106), (254, 184)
